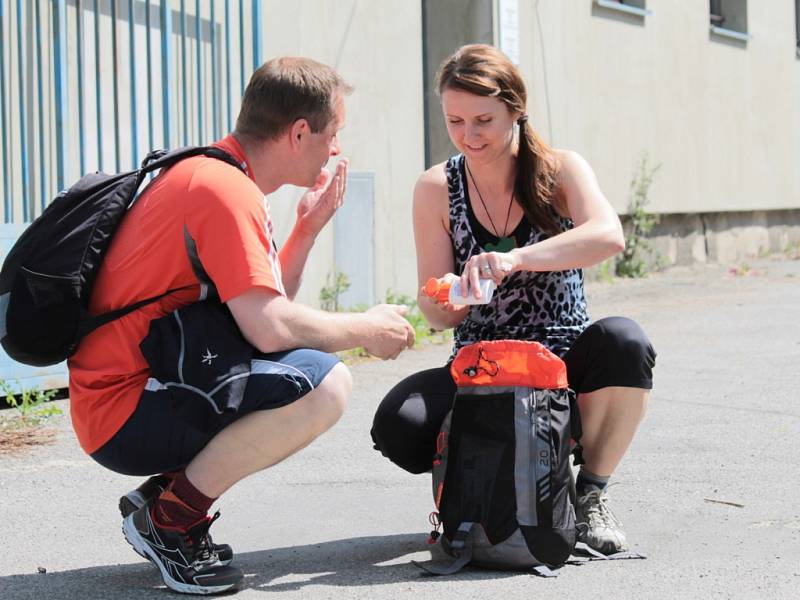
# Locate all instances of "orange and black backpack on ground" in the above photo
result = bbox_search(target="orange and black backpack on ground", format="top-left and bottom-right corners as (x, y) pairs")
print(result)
(414, 339), (584, 576)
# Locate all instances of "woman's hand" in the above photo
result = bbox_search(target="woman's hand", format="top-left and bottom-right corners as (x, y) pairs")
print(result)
(420, 272), (471, 315)
(460, 251), (519, 300)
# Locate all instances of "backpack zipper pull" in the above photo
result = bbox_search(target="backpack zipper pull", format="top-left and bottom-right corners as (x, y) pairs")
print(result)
(427, 511), (442, 544)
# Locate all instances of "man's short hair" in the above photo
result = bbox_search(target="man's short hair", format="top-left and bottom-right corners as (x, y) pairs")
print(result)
(235, 57), (353, 141)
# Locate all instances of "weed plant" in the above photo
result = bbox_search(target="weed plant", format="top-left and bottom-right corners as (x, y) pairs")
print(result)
(616, 154), (662, 278)
(0, 380), (61, 429)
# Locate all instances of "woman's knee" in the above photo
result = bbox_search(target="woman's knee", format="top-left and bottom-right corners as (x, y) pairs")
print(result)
(594, 317), (655, 364)
(371, 394), (430, 474)
(371, 370), (453, 474)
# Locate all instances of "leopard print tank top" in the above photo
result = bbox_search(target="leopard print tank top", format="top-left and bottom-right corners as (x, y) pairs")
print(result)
(447, 154), (591, 359)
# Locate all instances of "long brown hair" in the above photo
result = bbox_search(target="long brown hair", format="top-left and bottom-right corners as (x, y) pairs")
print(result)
(437, 44), (560, 236)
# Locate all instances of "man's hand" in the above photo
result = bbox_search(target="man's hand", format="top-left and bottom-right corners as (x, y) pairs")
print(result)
(362, 304), (416, 360)
(295, 158), (349, 239)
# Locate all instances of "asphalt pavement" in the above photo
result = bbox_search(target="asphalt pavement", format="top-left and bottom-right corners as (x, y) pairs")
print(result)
(1, 256), (799, 599)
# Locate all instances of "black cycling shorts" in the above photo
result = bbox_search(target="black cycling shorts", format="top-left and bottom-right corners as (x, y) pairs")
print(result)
(91, 348), (340, 476)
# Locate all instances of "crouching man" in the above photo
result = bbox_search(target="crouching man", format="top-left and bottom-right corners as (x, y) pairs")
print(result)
(67, 57), (414, 594)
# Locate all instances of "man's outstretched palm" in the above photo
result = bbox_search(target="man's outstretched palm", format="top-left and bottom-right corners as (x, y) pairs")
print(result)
(296, 158), (349, 238)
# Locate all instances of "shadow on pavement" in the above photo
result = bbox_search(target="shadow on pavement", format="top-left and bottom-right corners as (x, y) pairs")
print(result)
(0, 533), (521, 598)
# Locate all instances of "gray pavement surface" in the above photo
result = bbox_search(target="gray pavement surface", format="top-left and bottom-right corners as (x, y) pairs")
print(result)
(1, 257), (799, 599)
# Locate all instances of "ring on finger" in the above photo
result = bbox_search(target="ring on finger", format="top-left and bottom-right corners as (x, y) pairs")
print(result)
(480, 265), (492, 273)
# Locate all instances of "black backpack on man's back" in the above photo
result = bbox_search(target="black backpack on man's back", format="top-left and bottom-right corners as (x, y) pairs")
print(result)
(0, 146), (244, 367)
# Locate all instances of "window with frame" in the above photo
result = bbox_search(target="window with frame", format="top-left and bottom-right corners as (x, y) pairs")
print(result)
(593, 1), (650, 18)
(709, 0), (750, 41)
(617, 0), (646, 9)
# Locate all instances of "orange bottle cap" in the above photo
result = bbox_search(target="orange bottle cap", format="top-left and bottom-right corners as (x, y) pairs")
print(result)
(424, 278), (450, 304)
(424, 278), (440, 297)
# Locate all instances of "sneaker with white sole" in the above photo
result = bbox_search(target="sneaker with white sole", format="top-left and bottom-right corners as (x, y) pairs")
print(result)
(119, 475), (171, 518)
(122, 501), (242, 595)
(575, 488), (627, 554)
(120, 476), (234, 566)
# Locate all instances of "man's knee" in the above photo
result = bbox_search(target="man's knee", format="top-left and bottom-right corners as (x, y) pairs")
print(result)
(309, 362), (352, 432)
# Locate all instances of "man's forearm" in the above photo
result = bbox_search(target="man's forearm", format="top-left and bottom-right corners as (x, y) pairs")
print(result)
(230, 291), (369, 354)
(272, 302), (370, 353)
(278, 226), (316, 300)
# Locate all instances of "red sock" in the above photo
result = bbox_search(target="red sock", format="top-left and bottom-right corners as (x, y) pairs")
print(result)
(153, 471), (216, 531)
(149, 470), (179, 490)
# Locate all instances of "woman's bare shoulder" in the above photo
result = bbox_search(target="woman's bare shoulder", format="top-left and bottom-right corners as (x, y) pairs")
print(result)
(552, 149), (593, 180)
(550, 149), (595, 211)
(416, 161), (449, 190)
(414, 161), (450, 210)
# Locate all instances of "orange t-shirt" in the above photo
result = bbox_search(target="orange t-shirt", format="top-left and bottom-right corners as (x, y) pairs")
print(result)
(67, 135), (285, 454)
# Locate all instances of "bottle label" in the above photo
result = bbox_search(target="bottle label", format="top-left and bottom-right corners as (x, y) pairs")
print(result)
(448, 279), (496, 305)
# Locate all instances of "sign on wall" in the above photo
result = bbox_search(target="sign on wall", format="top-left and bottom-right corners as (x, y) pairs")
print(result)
(498, 0), (520, 64)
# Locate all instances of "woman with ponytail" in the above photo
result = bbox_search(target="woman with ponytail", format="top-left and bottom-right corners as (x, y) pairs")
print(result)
(371, 44), (656, 555)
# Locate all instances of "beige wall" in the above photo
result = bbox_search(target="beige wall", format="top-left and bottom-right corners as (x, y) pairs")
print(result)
(518, 1), (800, 216)
(4, 1), (798, 307)
(260, 0), (425, 306)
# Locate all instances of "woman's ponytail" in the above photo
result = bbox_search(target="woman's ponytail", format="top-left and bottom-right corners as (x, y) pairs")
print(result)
(515, 119), (560, 237)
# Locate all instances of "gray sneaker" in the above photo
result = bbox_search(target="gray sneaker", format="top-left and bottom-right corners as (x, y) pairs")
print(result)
(575, 488), (627, 554)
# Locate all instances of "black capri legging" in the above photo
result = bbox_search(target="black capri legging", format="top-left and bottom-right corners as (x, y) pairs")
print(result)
(370, 316), (656, 474)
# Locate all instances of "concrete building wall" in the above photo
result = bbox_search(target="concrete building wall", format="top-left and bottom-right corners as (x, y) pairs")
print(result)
(259, 0), (425, 306)
(517, 1), (800, 217)
(3, 1), (799, 307)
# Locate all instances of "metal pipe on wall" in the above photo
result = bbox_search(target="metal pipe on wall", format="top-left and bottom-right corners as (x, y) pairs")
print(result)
(195, 0), (203, 143)
(111, 0), (120, 171)
(211, 0), (219, 140)
(161, 0), (173, 147)
(35, 1), (46, 210)
(181, 0), (188, 145)
(16, 0), (30, 220)
(129, 0), (139, 168)
(53, 0), (70, 192)
(76, 0), (87, 175)
(146, 0), (154, 152)
(94, 0), (104, 171)
(1, 2), (12, 221)
(225, 0), (232, 132)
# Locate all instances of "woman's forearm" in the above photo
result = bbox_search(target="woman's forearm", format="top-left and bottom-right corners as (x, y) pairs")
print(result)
(510, 221), (624, 273)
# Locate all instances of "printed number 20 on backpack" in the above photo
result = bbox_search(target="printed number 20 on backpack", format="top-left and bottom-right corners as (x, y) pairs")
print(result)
(421, 340), (583, 575)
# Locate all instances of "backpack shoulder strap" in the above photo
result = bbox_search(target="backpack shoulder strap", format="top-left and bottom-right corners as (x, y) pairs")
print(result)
(139, 146), (245, 176)
(569, 389), (586, 466)
(77, 147), (246, 337)
(412, 522), (476, 576)
(78, 286), (194, 337)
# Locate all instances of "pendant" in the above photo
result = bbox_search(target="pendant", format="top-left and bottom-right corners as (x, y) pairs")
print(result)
(485, 236), (516, 253)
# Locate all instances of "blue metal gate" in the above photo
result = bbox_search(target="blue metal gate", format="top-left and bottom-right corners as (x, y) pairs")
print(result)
(0, 0), (264, 392)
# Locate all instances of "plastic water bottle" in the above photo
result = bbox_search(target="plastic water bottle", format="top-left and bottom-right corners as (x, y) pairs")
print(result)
(424, 277), (497, 305)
